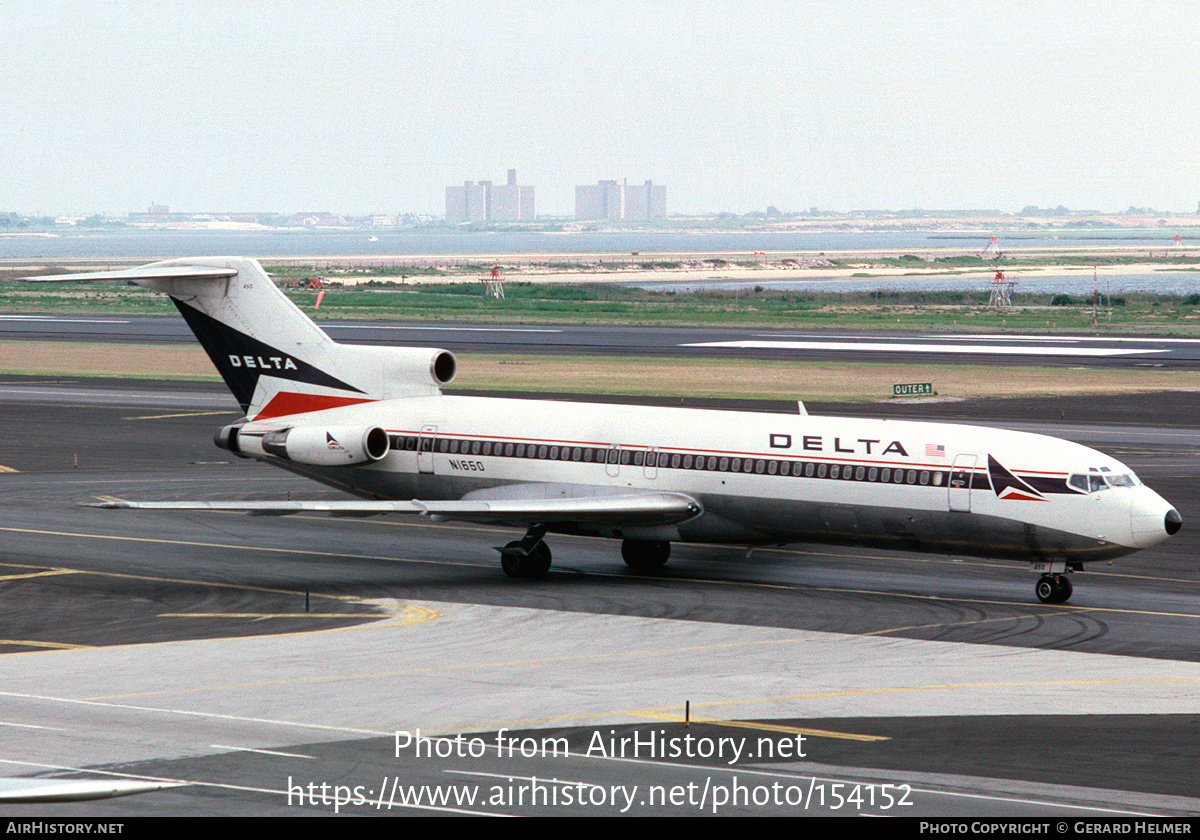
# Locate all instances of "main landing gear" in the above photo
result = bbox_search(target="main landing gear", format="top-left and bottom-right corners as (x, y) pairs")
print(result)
(1035, 573), (1073, 604)
(497, 525), (551, 580)
(497, 530), (674, 579)
(621, 539), (671, 572)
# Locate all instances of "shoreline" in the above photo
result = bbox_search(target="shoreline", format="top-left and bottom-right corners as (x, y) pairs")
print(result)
(287, 257), (1200, 288)
(7, 247), (1200, 289)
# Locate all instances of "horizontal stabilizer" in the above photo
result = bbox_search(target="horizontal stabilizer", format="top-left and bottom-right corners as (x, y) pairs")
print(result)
(25, 265), (238, 283)
(88, 492), (703, 527)
(25, 257), (455, 416)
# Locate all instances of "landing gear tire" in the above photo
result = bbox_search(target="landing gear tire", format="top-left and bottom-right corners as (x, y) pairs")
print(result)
(1035, 573), (1072, 604)
(621, 539), (670, 571)
(501, 540), (552, 580)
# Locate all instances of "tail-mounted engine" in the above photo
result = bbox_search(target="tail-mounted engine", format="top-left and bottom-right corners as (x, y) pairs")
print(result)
(216, 422), (389, 466)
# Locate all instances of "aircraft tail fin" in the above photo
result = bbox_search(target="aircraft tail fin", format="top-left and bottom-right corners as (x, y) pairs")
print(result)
(27, 257), (456, 419)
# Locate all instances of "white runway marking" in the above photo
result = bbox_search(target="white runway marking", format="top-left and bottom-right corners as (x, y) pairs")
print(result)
(0, 315), (128, 323)
(331, 325), (561, 333)
(685, 340), (1168, 357)
(754, 333), (1200, 345)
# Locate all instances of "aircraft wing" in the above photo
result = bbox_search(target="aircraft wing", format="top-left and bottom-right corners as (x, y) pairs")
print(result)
(89, 490), (703, 527)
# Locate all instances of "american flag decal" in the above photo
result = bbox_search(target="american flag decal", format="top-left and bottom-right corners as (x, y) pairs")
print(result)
(925, 443), (945, 457)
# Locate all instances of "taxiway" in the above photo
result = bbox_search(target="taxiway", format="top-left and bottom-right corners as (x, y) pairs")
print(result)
(1, 378), (1198, 816)
(5, 314), (1200, 368)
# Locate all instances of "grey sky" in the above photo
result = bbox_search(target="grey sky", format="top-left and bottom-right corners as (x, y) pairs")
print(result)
(5, 0), (1199, 216)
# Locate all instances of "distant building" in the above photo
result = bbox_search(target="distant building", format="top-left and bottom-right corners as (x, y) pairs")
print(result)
(575, 179), (665, 220)
(446, 169), (535, 222)
(575, 180), (623, 220)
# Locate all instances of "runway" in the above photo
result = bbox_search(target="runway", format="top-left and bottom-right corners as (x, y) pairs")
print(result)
(5, 313), (1200, 368)
(2, 379), (1200, 816)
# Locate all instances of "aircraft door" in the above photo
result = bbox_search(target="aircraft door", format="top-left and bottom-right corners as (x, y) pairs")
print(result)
(644, 446), (660, 480)
(417, 425), (437, 474)
(606, 445), (621, 478)
(948, 454), (976, 512)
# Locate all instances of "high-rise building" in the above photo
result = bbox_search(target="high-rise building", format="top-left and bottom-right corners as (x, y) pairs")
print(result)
(575, 179), (665, 220)
(446, 169), (535, 222)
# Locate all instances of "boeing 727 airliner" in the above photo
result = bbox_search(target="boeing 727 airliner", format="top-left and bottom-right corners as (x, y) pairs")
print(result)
(28, 257), (1181, 603)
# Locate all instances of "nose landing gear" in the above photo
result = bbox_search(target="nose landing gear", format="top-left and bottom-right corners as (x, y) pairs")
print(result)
(1035, 573), (1073, 604)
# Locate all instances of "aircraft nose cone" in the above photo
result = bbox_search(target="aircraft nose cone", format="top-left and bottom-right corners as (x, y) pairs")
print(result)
(1165, 508), (1183, 536)
(1129, 490), (1179, 548)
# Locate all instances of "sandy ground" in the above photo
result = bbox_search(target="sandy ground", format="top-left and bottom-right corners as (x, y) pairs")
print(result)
(475, 261), (1200, 288)
(10, 243), (1198, 288)
(2, 341), (1197, 402)
(301, 257), (1200, 287)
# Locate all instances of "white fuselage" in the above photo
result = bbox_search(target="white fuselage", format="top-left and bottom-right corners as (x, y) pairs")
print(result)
(240, 394), (1174, 563)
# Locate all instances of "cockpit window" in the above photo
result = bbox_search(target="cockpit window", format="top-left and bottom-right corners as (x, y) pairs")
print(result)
(1071, 471), (1137, 492)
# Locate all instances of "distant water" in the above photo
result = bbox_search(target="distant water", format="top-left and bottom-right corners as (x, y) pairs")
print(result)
(3, 228), (1198, 294)
(3, 228), (1197, 260)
